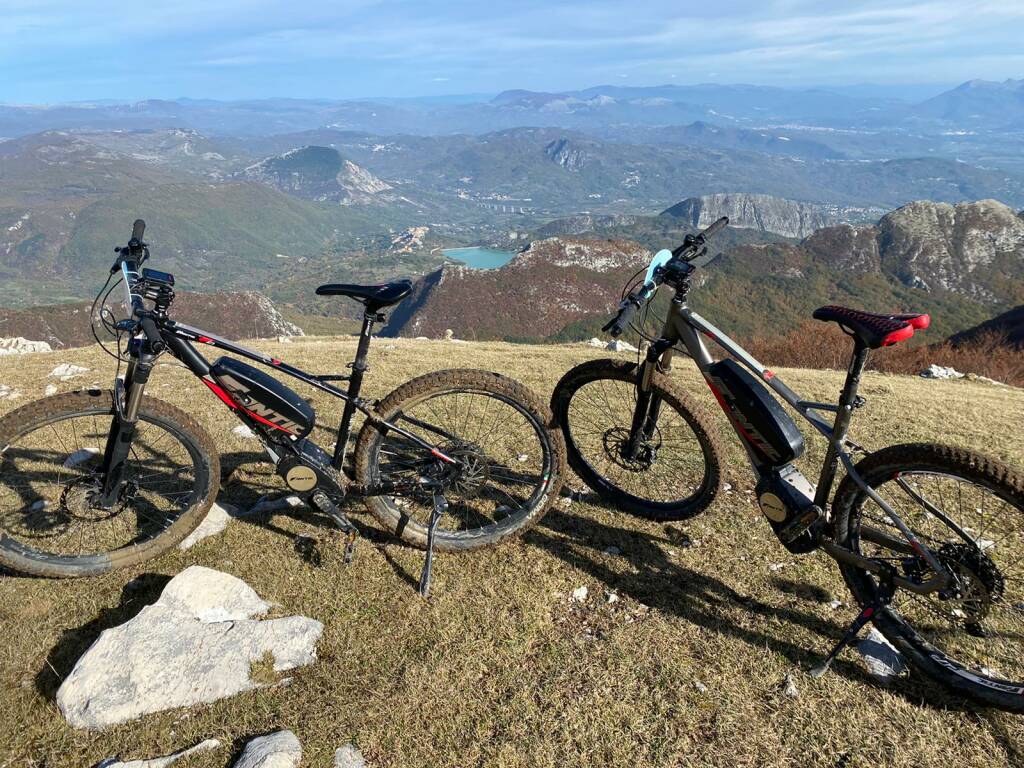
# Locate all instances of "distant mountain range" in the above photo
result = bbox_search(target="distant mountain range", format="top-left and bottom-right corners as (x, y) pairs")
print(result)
(383, 199), (1024, 343)
(2, 78), (1024, 348)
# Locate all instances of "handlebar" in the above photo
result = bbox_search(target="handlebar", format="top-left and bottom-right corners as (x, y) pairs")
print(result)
(111, 219), (165, 353)
(601, 216), (729, 338)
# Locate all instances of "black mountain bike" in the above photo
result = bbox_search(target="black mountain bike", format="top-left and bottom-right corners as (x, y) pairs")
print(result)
(0, 220), (564, 595)
(552, 216), (1024, 710)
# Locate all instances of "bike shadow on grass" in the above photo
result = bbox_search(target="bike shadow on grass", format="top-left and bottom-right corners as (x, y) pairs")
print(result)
(217, 451), (424, 588)
(33, 571), (173, 700)
(523, 503), (1002, 719)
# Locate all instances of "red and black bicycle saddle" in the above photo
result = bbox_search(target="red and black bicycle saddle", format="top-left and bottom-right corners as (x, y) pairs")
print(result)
(812, 305), (930, 348)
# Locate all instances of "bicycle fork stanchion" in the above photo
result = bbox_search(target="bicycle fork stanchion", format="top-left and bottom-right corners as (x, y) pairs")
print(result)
(811, 566), (896, 678)
(419, 490), (448, 598)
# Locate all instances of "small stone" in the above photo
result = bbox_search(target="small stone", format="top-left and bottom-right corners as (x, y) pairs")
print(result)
(603, 546), (622, 556)
(722, 483), (733, 492)
(606, 592), (620, 604)
(334, 743), (367, 768)
(232, 424), (256, 440)
(178, 503), (241, 550)
(857, 627), (906, 683)
(99, 738), (221, 768)
(571, 586), (589, 602)
(606, 339), (639, 353)
(44, 383), (58, 396)
(827, 599), (843, 610)
(49, 363), (90, 380)
(234, 730), (301, 768)
(769, 562), (786, 572)
(782, 674), (799, 698)
(693, 680), (708, 693)
(516, 453), (529, 462)
(63, 447), (101, 468)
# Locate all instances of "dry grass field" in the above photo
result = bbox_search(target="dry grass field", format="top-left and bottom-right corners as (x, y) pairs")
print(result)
(1, 336), (1024, 768)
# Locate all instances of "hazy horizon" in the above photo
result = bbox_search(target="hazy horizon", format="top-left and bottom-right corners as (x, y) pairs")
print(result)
(3, 1), (1023, 103)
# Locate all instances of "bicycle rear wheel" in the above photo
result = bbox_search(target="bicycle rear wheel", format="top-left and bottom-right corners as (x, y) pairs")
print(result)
(833, 443), (1024, 711)
(551, 358), (723, 520)
(353, 369), (564, 551)
(0, 390), (219, 577)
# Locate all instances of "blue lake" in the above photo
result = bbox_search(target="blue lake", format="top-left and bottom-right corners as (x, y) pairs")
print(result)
(443, 247), (516, 269)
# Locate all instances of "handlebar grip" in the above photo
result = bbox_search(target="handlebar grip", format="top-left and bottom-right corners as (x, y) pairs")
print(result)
(602, 300), (639, 338)
(701, 216), (728, 239)
(138, 315), (165, 353)
(131, 219), (146, 242)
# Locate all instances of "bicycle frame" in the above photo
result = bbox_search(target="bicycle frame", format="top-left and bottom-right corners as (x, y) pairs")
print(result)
(98, 310), (459, 507)
(638, 292), (951, 596)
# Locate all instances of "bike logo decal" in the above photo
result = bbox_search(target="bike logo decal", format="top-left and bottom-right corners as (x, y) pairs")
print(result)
(929, 655), (1024, 694)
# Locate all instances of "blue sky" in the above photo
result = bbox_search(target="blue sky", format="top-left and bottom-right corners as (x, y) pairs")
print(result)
(2, 0), (1023, 103)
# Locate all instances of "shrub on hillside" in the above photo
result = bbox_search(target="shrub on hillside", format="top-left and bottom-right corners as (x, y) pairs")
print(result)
(743, 322), (1024, 387)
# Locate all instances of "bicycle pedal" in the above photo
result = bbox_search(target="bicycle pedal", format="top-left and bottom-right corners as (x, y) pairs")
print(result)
(779, 505), (823, 545)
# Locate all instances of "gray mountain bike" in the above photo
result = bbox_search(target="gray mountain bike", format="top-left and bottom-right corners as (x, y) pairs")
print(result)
(552, 216), (1024, 710)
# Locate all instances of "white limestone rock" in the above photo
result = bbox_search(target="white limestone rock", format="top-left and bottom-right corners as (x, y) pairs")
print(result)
(0, 336), (52, 356)
(177, 502), (242, 550)
(857, 627), (907, 683)
(920, 364), (963, 380)
(56, 566), (322, 729)
(334, 743), (367, 768)
(234, 730), (302, 768)
(606, 339), (639, 353)
(49, 363), (90, 380)
(100, 738), (220, 768)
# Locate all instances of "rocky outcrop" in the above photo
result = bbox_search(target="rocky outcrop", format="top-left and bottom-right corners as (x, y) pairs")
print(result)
(543, 138), (587, 171)
(876, 199), (1024, 299)
(56, 566), (323, 729)
(662, 193), (839, 239)
(242, 146), (392, 205)
(382, 237), (649, 340)
(802, 199), (1024, 302)
(0, 291), (302, 349)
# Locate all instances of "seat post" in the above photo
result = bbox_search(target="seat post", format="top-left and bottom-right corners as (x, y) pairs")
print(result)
(332, 311), (378, 470)
(814, 341), (869, 508)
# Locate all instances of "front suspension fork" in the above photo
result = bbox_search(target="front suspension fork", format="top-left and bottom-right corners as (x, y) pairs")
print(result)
(97, 352), (155, 507)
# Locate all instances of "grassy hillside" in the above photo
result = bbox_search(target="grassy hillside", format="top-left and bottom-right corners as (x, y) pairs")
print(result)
(1, 338), (1023, 767)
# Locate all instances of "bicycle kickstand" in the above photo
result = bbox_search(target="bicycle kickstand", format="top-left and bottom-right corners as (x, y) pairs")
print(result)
(418, 489), (448, 598)
(810, 566), (896, 679)
(310, 489), (359, 564)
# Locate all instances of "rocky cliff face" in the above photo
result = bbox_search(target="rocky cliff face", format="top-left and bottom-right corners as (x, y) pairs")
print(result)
(876, 200), (1024, 299)
(0, 291), (302, 349)
(382, 237), (649, 340)
(805, 199), (1024, 302)
(662, 193), (840, 239)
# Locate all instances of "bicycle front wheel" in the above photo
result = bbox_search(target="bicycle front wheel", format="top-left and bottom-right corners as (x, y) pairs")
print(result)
(0, 390), (219, 577)
(353, 369), (565, 551)
(833, 443), (1024, 711)
(551, 358), (723, 520)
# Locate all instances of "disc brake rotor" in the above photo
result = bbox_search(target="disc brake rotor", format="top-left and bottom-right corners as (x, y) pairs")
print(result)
(602, 426), (658, 472)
